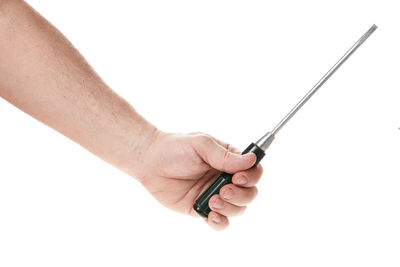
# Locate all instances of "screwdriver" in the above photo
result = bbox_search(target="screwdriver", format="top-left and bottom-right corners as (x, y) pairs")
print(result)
(193, 24), (377, 218)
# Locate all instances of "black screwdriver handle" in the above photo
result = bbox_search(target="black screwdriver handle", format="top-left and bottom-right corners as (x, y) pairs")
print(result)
(193, 143), (265, 218)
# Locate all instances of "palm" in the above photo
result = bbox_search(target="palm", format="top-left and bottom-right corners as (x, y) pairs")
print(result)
(140, 133), (221, 216)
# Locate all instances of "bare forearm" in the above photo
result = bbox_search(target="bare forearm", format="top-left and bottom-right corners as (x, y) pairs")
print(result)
(0, 0), (157, 179)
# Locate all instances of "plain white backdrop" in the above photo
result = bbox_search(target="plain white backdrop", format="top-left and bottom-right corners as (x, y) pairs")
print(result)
(1, 0), (399, 266)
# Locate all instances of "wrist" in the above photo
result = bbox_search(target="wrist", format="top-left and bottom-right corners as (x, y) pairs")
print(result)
(119, 116), (160, 182)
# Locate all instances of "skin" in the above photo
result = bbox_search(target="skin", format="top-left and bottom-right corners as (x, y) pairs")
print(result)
(0, 0), (263, 230)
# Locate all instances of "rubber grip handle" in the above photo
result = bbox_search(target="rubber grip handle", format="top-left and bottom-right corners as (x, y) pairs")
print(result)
(193, 143), (265, 218)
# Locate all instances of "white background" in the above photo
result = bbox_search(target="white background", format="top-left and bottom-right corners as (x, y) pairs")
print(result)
(1, 0), (399, 266)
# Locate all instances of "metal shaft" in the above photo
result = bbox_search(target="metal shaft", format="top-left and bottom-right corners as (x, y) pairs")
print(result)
(194, 25), (377, 219)
(255, 24), (377, 151)
(271, 24), (377, 135)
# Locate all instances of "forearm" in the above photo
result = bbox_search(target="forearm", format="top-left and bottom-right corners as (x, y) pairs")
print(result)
(0, 0), (157, 180)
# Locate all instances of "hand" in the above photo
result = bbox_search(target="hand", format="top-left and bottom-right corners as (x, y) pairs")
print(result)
(138, 132), (263, 230)
(0, 0), (263, 231)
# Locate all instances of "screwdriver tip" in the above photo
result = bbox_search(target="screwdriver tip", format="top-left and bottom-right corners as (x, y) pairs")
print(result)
(357, 24), (377, 45)
(368, 24), (378, 35)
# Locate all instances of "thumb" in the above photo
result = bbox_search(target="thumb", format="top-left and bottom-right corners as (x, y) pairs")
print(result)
(194, 135), (256, 173)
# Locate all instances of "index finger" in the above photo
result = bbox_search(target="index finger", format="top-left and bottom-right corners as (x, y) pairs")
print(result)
(232, 164), (263, 187)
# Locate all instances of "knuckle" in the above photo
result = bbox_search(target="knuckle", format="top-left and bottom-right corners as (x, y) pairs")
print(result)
(189, 132), (213, 145)
(208, 195), (220, 207)
(252, 187), (258, 199)
(221, 184), (235, 194)
(189, 131), (205, 136)
(224, 142), (233, 151)
(230, 205), (246, 217)
(223, 149), (231, 164)
(197, 133), (213, 144)
(257, 164), (264, 175)
(238, 206), (247, 216)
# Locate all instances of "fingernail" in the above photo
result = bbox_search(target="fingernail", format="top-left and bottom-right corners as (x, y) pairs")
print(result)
(212, 198), (224, 209)
(222, 188), (234, 200)
(212, 215), (221, 224)
(243, 153), (253, 159)
(243, 153), (256, 163)
(236, 176), (248, 185)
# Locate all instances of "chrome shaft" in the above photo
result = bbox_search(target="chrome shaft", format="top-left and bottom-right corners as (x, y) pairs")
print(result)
(271, 24), (377, 136)
(255, 24), (377, 151)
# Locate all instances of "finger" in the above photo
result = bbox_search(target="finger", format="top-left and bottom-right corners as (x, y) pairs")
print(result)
(192, 134), (256, 173)
(209, 195), (246, 217)
(206, 211), (229, 231)
(232, 164), (263, 187)
(190, 132), (239, 153)
(219, 184), (258, 206)
(211, 137), (242, 155)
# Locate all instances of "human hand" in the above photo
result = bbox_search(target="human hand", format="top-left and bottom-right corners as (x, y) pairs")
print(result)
(138, 132), (263, 230)
(0, 0), (263, 231)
